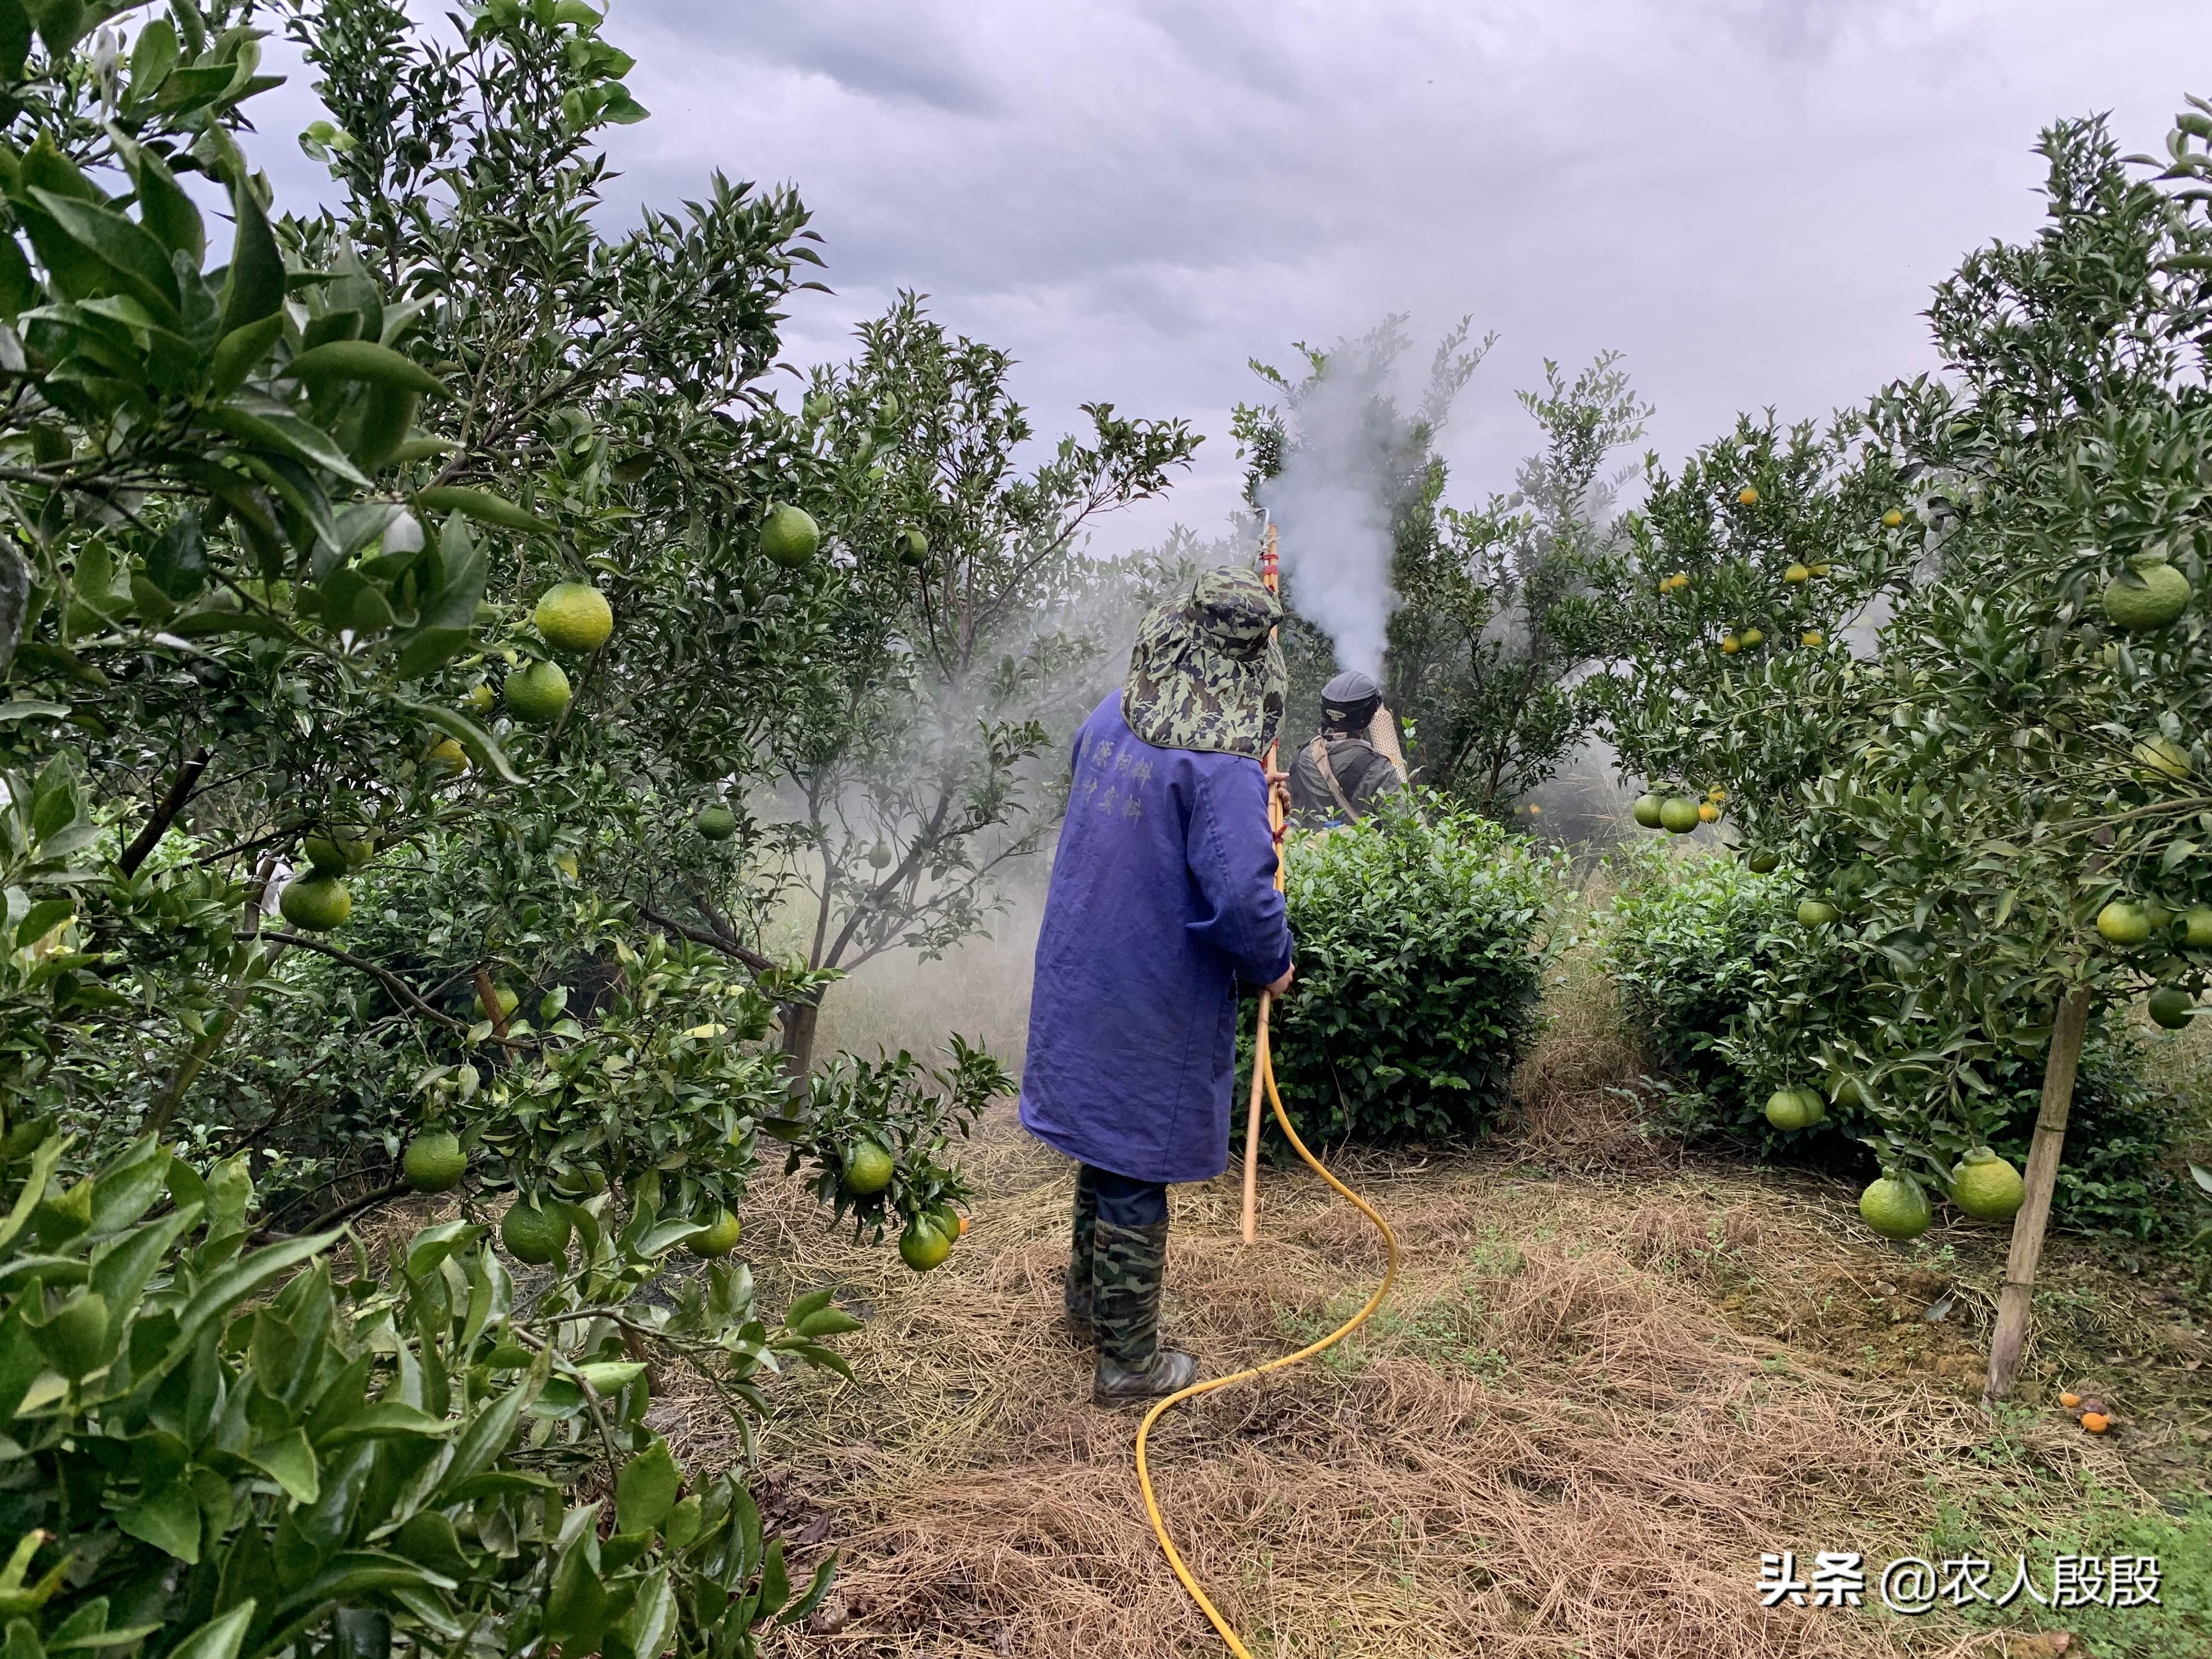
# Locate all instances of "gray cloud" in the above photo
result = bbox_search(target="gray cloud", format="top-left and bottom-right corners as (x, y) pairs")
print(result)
(264, 1), (2212, 554)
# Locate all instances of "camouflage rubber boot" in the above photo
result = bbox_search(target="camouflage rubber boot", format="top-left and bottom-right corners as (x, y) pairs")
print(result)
(1090, 1218), (1198, 1407)
(1064, 1167), (1097, 1345)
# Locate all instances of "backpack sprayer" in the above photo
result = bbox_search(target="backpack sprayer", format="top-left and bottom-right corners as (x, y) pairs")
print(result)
(1132, 519), (1403, 1659)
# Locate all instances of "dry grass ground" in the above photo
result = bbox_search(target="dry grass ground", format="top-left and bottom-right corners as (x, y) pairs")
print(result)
(676, 950), (2210, 1659)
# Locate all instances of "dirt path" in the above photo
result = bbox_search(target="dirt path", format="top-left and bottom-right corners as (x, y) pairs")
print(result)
(683, 1090), (2207, 1659)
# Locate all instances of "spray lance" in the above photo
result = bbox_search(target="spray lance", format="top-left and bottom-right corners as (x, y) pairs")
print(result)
(1131, 518), (1403, 1659)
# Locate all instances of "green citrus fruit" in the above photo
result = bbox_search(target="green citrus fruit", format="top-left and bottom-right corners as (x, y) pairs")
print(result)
(899, 1221), (952, 1272)
(1859, 1173), (1933, 1241)
(505, 659), (572, 724)
(686, 1209), (742, 1258)
(2183, 906), (2212, 948)
(1659, 795), (1702, 834)
(842, 1139), (894, 1195)
(490, 986), (519, 1020)
(1739, 627), (1765, 648)
(279, 874), (351, 932)
(2133, 735), (2190, 782)
(535, 582), (614, 653)
(1764, 1087), (1822, 1131)
(303, 831), (371, 875)
(1830, 1076), (1865, 1109)
(500, 1198), (571, 1266)
(2096, 901), (2153, 946)
(867, 840), (894, 869)
(898, 527), (929, 566)
(1949, 1148), (2025, 1222)
(403, 1131), (467, 1193)
(925, 1204), (961, 1242)
(1797, 899), (1838, 927)
(2147, 985), (2196, 1029)
(760, 504), (821, 568)
(1746, 849), (1781, 874)
(696, 804), (737, 840)
(2101, 560), (2191, 631)
(1631, 793), (1665, 829)
(425, 736), (468, 776)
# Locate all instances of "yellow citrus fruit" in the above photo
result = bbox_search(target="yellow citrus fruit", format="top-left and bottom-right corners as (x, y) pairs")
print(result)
(500, 1198), (571, 1266)
(1859, 1173), (1933, 1240)
(2096, 901), (2154, 946)
(1801, 630), (1825, 647)
(2133, 735), (2190, 781)
(1882, 509), (1904, 528)
(555, 853), (579, 879)
(464, 682), (496, 714)
(1784, 563), (1811, 583)
(761, 504), (822, 568)
(535, 581), (614, 652)
(899, 1221), (952, 1272)
(1737, 486), (1760, 505)
(1949, 1148), (2024, 1221)
(686, 1209), (743, 1258)
(843, 1139), (894, 1195)
(403, 1131), (467, 1193)
(1809, 562), (1832, 576)
(425, 736), (467, 776)
(279, 874), (351, 932)
(504, 659), (572, 724)
(1720, 634), (1741, 654)
(1696, 802), (1719, 823)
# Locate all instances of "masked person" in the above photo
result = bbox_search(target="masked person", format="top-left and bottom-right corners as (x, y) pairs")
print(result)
(1019, 567), (1296, 1407)
(1285, 669), (1405, 828)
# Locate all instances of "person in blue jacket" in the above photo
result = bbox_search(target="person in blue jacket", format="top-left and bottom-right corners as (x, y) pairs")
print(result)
(1019, 566), (1296, 1406)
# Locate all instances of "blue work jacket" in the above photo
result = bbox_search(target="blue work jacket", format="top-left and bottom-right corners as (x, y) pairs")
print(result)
(1018, 695), (1294, 1184)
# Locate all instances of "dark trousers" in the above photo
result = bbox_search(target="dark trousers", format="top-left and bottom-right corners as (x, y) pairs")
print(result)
(1081, 1163), (1166, 1228)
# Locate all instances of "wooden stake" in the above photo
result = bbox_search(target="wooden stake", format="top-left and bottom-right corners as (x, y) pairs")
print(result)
(1984, 985), (2091, 1401)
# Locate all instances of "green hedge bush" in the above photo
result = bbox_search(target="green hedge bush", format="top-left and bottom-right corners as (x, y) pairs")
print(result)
(1599, 844), (2199, 1241)
(1259, 802), (1568, 1148)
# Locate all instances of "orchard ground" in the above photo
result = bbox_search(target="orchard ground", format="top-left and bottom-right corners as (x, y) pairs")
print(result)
(579, 883), (2212, 1659)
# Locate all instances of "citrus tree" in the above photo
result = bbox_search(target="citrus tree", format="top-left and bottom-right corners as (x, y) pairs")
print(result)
(1589, 99), (2212, 1396)
(0, 4), (997, 1652)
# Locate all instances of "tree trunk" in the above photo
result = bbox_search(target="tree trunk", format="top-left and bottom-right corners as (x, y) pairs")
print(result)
(1984, 984), (2091, 1402)
(779, 997), (820, 1101)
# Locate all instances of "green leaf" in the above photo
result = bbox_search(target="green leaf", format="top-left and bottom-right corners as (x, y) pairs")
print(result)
(398, 700), (522, 786)
(411, 486), (552, 535)
(26, 189), (179, 323)
(117, 1478), (201, 1562)
(207, 314), (283, 400)
(165, 1605), (255, 1659)
(121, 142), (205, 267)
(145, 511), (207, 601)
(246, 1426), (320, 1504)
(776, 1552), (839, 1627)
(280, 340), (445, 399)
(0, 0), (28, 79)
(198, 400), (371, 489)
(613, 1438), (680, 1536)
(758, 1536), (789, 1616)
(216, 178), (283, 338)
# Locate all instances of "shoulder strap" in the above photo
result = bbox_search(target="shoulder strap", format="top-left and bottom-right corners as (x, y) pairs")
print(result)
(1309, 735), (1361, 821)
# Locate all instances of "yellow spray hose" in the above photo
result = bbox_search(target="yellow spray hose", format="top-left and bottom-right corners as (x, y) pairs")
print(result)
(1132, 994), (1403, 1656)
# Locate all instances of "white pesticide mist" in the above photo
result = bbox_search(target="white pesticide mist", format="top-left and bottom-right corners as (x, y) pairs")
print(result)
(1257, 355), (1402, 680)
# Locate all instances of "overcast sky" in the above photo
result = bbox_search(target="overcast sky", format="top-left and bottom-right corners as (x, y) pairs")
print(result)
(271, 2), (2212, 556)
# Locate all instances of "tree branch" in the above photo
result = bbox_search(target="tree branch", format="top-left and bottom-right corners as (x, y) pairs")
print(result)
(119, 747), (211, 876)
(264, 930), (470, 1030)
(633, 901), (778, 975)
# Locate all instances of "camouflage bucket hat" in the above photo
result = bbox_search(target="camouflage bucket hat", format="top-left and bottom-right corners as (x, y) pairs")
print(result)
(1121, 566), (1287, 758)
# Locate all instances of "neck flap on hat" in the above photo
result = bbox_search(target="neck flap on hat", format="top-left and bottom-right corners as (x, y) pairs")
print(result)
(1120, 566), (1287, 758)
